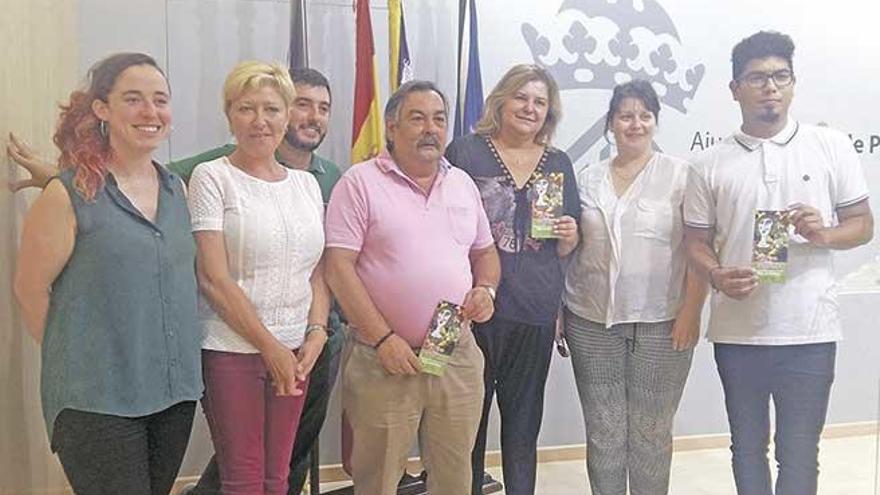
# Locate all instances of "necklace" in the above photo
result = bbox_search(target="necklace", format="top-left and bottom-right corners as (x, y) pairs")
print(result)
(610, 153), (653, 181)
(610, 165), (642, 182)
(610, 154), (653, 197)
(485, 135), (548, 190)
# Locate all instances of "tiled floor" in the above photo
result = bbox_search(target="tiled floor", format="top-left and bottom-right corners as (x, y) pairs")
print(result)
(319, 435), (878, 494)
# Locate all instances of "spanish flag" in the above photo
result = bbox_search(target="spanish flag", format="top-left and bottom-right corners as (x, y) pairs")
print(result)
(389, 0), (412, 93)
(351, 0), (383, 164)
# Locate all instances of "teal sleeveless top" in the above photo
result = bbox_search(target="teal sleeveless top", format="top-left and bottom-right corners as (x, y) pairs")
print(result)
(42, 164), (203, 445)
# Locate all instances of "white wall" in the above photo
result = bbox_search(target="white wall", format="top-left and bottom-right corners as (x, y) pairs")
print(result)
(68, 0), (880, 474)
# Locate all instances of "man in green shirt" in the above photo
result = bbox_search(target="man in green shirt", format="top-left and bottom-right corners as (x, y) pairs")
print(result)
(7, 67), (343, 495)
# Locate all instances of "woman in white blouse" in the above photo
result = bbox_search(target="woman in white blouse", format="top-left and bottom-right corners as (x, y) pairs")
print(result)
(562, 80), (707, 495)
(187, 61), (330, 495)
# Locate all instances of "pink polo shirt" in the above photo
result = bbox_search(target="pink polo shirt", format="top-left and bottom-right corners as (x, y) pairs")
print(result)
(326, 151), (493, 347)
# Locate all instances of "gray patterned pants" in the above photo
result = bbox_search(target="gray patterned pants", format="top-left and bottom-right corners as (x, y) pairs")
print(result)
(564, 309), (693, 495)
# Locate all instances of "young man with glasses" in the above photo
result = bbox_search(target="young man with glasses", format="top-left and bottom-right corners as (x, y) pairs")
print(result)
(684, 31), (873, 495)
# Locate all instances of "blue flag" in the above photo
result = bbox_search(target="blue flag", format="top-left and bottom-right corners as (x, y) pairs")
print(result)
(454, 0), (483, 138)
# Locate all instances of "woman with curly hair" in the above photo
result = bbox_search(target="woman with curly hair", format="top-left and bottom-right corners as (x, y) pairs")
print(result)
(13, 52), (202, 494)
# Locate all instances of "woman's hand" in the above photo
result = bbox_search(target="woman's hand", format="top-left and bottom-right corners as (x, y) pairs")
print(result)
(295, 328), (328, 381)
(671, 308), (701, 351)
(554, 215), (579, 257)
(7, 133), (57, 192)
(262, 343), (304, 397)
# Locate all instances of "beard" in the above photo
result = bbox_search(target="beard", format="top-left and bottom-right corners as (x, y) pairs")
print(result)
(755, 101), (785, 124)
(284, 125), (325, 152)
(757, 109), (782, 124)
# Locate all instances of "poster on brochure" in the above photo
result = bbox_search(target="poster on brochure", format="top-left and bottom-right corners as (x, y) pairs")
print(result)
(419, 301), (466, 376)
(530, 172), (564, 239)
(752, 209), (790, 283)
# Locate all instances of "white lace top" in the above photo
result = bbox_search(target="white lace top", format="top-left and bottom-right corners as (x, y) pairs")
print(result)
(188, 157), (325, 353)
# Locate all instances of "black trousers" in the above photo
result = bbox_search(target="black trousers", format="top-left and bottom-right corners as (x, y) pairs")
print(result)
(470, 317), (556, 495)
(52, 401), (196, 495)
(191, 330), (343, 495)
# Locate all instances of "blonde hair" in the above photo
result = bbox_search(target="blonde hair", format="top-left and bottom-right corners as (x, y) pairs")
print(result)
(474, 64), (562, 145)
(222, 61), (296, 115)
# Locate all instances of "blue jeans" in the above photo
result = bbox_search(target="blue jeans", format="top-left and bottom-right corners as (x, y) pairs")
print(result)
(714, 343), (836, 495)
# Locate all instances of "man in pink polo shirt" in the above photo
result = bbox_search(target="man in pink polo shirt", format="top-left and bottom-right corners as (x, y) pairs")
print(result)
(325, 80), (500, 495)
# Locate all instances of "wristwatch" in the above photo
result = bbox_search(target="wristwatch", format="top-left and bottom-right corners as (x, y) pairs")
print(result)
(478, 285), (497, 301)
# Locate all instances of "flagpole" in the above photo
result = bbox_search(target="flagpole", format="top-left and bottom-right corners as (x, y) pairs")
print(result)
(454, 0), (467, 137)
(289, 0), (309, 68)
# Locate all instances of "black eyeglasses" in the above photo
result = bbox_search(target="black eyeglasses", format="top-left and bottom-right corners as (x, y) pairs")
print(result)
(740, 70), (795, 89)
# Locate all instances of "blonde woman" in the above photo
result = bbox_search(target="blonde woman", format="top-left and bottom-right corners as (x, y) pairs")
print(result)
(187, 61), (330, 494)
(445, 64), (580, 495)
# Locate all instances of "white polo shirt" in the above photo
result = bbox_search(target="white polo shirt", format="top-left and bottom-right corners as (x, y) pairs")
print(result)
(564, 153), (689, 326)
(684, 118), (869, 345)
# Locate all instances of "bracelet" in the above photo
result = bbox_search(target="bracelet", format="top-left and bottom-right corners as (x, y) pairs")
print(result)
(373, 330), (395, 350)
(305, 323), (329, 338)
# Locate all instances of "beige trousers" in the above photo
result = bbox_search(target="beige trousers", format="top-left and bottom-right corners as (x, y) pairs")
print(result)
(342, 330), (484, 495)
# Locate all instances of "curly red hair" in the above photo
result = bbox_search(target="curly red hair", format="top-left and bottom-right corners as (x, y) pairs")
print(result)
(53, 53), (164, 201)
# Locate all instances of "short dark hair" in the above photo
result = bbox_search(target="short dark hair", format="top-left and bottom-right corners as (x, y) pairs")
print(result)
(731, 31), (795, 80)
(384, 80), (448, 122)
(383, 80), (448, 151)
(288, 67), (331, 101)
(603, 79), (661, 136)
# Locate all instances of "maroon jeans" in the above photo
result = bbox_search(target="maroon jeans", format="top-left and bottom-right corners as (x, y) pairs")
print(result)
(202, 350), (309, 495)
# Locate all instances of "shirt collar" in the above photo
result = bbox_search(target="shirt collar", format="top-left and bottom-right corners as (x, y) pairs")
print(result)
(733, 117), (799, 152)
(374, 150), (451, 176)
(276, 151), (324, 174)
(155, 161), (178, 193)
(108, 161), (176, 194)
(308, 154), (326, 174)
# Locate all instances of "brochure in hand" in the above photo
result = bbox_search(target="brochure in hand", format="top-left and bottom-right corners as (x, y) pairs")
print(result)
(530, 172), (564, 239)
(752, 209), (790, 283)
(419, 301), (466, 376)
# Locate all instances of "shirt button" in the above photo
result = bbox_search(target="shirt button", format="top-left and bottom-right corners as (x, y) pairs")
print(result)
(154, 231), (162, 237)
